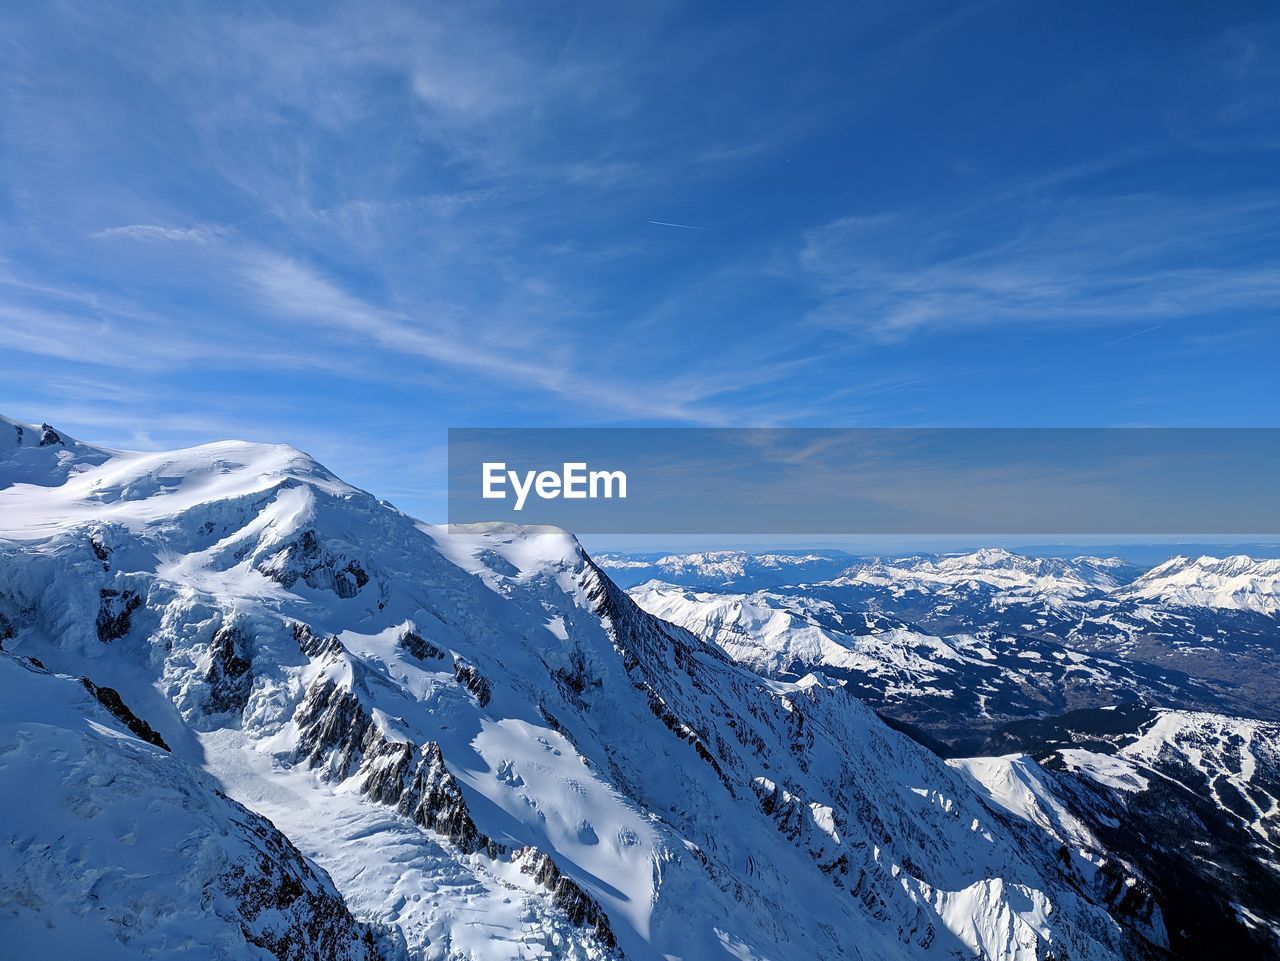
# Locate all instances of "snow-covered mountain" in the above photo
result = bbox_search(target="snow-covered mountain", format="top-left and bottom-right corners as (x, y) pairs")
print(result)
(829, 549), (1138, 604)
(595, 550), (853, 590)
(614, 544), (1280, 724)
(608, 546), (1280, 619)
(0, 416), (1155, 960)
(954, 706), (1280, 959)
(1118, 554), (1280, 614)
(0, 652), (386, 961)
(626, 581), (1226, 751)
(620, 547), (1280, 958)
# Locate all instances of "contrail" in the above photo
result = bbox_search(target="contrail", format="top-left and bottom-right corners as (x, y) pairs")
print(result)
(1085, 324), (1164, 352)
(648, 220), (713, 231)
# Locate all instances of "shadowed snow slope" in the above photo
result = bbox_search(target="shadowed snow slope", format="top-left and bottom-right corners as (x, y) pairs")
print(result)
(0, 417), (1154, 960)
(0, 653), (386, 961)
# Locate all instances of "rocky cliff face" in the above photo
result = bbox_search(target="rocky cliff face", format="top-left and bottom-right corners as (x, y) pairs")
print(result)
(289, 624), (621, 952)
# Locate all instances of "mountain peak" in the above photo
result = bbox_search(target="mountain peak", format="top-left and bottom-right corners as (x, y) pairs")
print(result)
(1, 414), (356, 541)
(1121, 553), (1280, 613)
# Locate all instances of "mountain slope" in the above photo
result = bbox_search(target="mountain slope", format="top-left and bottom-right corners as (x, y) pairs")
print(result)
(830, 550), (1139, 603)
(0, 652), (387, 961)
(1118, 555), (1280, 614)
(0, 416), (1151, 960)
(954, 706), (1280, 959)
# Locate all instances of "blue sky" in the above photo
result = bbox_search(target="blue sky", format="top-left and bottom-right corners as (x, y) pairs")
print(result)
(2, 0), (1278, 526)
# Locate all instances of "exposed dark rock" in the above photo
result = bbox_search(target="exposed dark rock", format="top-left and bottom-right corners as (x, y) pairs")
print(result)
(552, 649), (598, 697)
(397, 629), (445, 661)
(38, 423), (62, 447)
(206, 623), (253, 717)
(579, 559), (737, 791)
(362, 739), (502, 859)
(753, 778), (799, 837)
(293, 677), (378, 780)
(636, 678), (729, 787)
(554, 667), (588, 696)
(215, 792), (386, 961)
(96, 587), (142, 642)
(452, 656), (492, 707)
(1030, 720), (1280, 960)
(256, 530), (369, 599)
(514, 847), (620, 951)
(89, 535), (111, 570)
(80, 677), (170, 750)
(1054, 843), (1164, 943)
(294, 668), (499, 859)
(290, 672), (619, 953)
(346, 561), (369, 591)
(293, 622), (345, 660)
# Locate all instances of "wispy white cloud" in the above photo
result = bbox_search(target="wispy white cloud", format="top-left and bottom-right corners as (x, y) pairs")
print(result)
(92, 223), (232, 243)
(241, 253), (769, 424)
(797, 192), (1280, 339)
(0, 273), (395, 378)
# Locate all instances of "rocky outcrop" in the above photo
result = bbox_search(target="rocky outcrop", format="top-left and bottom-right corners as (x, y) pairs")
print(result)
(288, 659), (618, 954)
(38, 423), (62, 447)
(80, 677), (170, 751)
(580, 561), (732, 782)
(294, 677), (379, 780)
(291, 647), (498, 857)
(397, 629), (444, 662)
(216, 795), (387, 961)
(1055, 843), (1165, 947)
(89, 534), (111, 571)
(362, 739), (501, 859)
(96, 587), (142, 642)
(514, 847), (620, 951)
(205, 623), (253, 717)
(293, 621), (346, 660)
(0, 653), (388, 961)
(257, 530), (368, 599)
(452, 656), (492, 707)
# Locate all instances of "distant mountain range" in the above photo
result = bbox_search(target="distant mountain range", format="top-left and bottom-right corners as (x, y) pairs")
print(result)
(617, 546), (1280, 958)
(595, 550), (855, 589)
(622, 548), (1280, 726)
(603, 546), (1280, 609)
